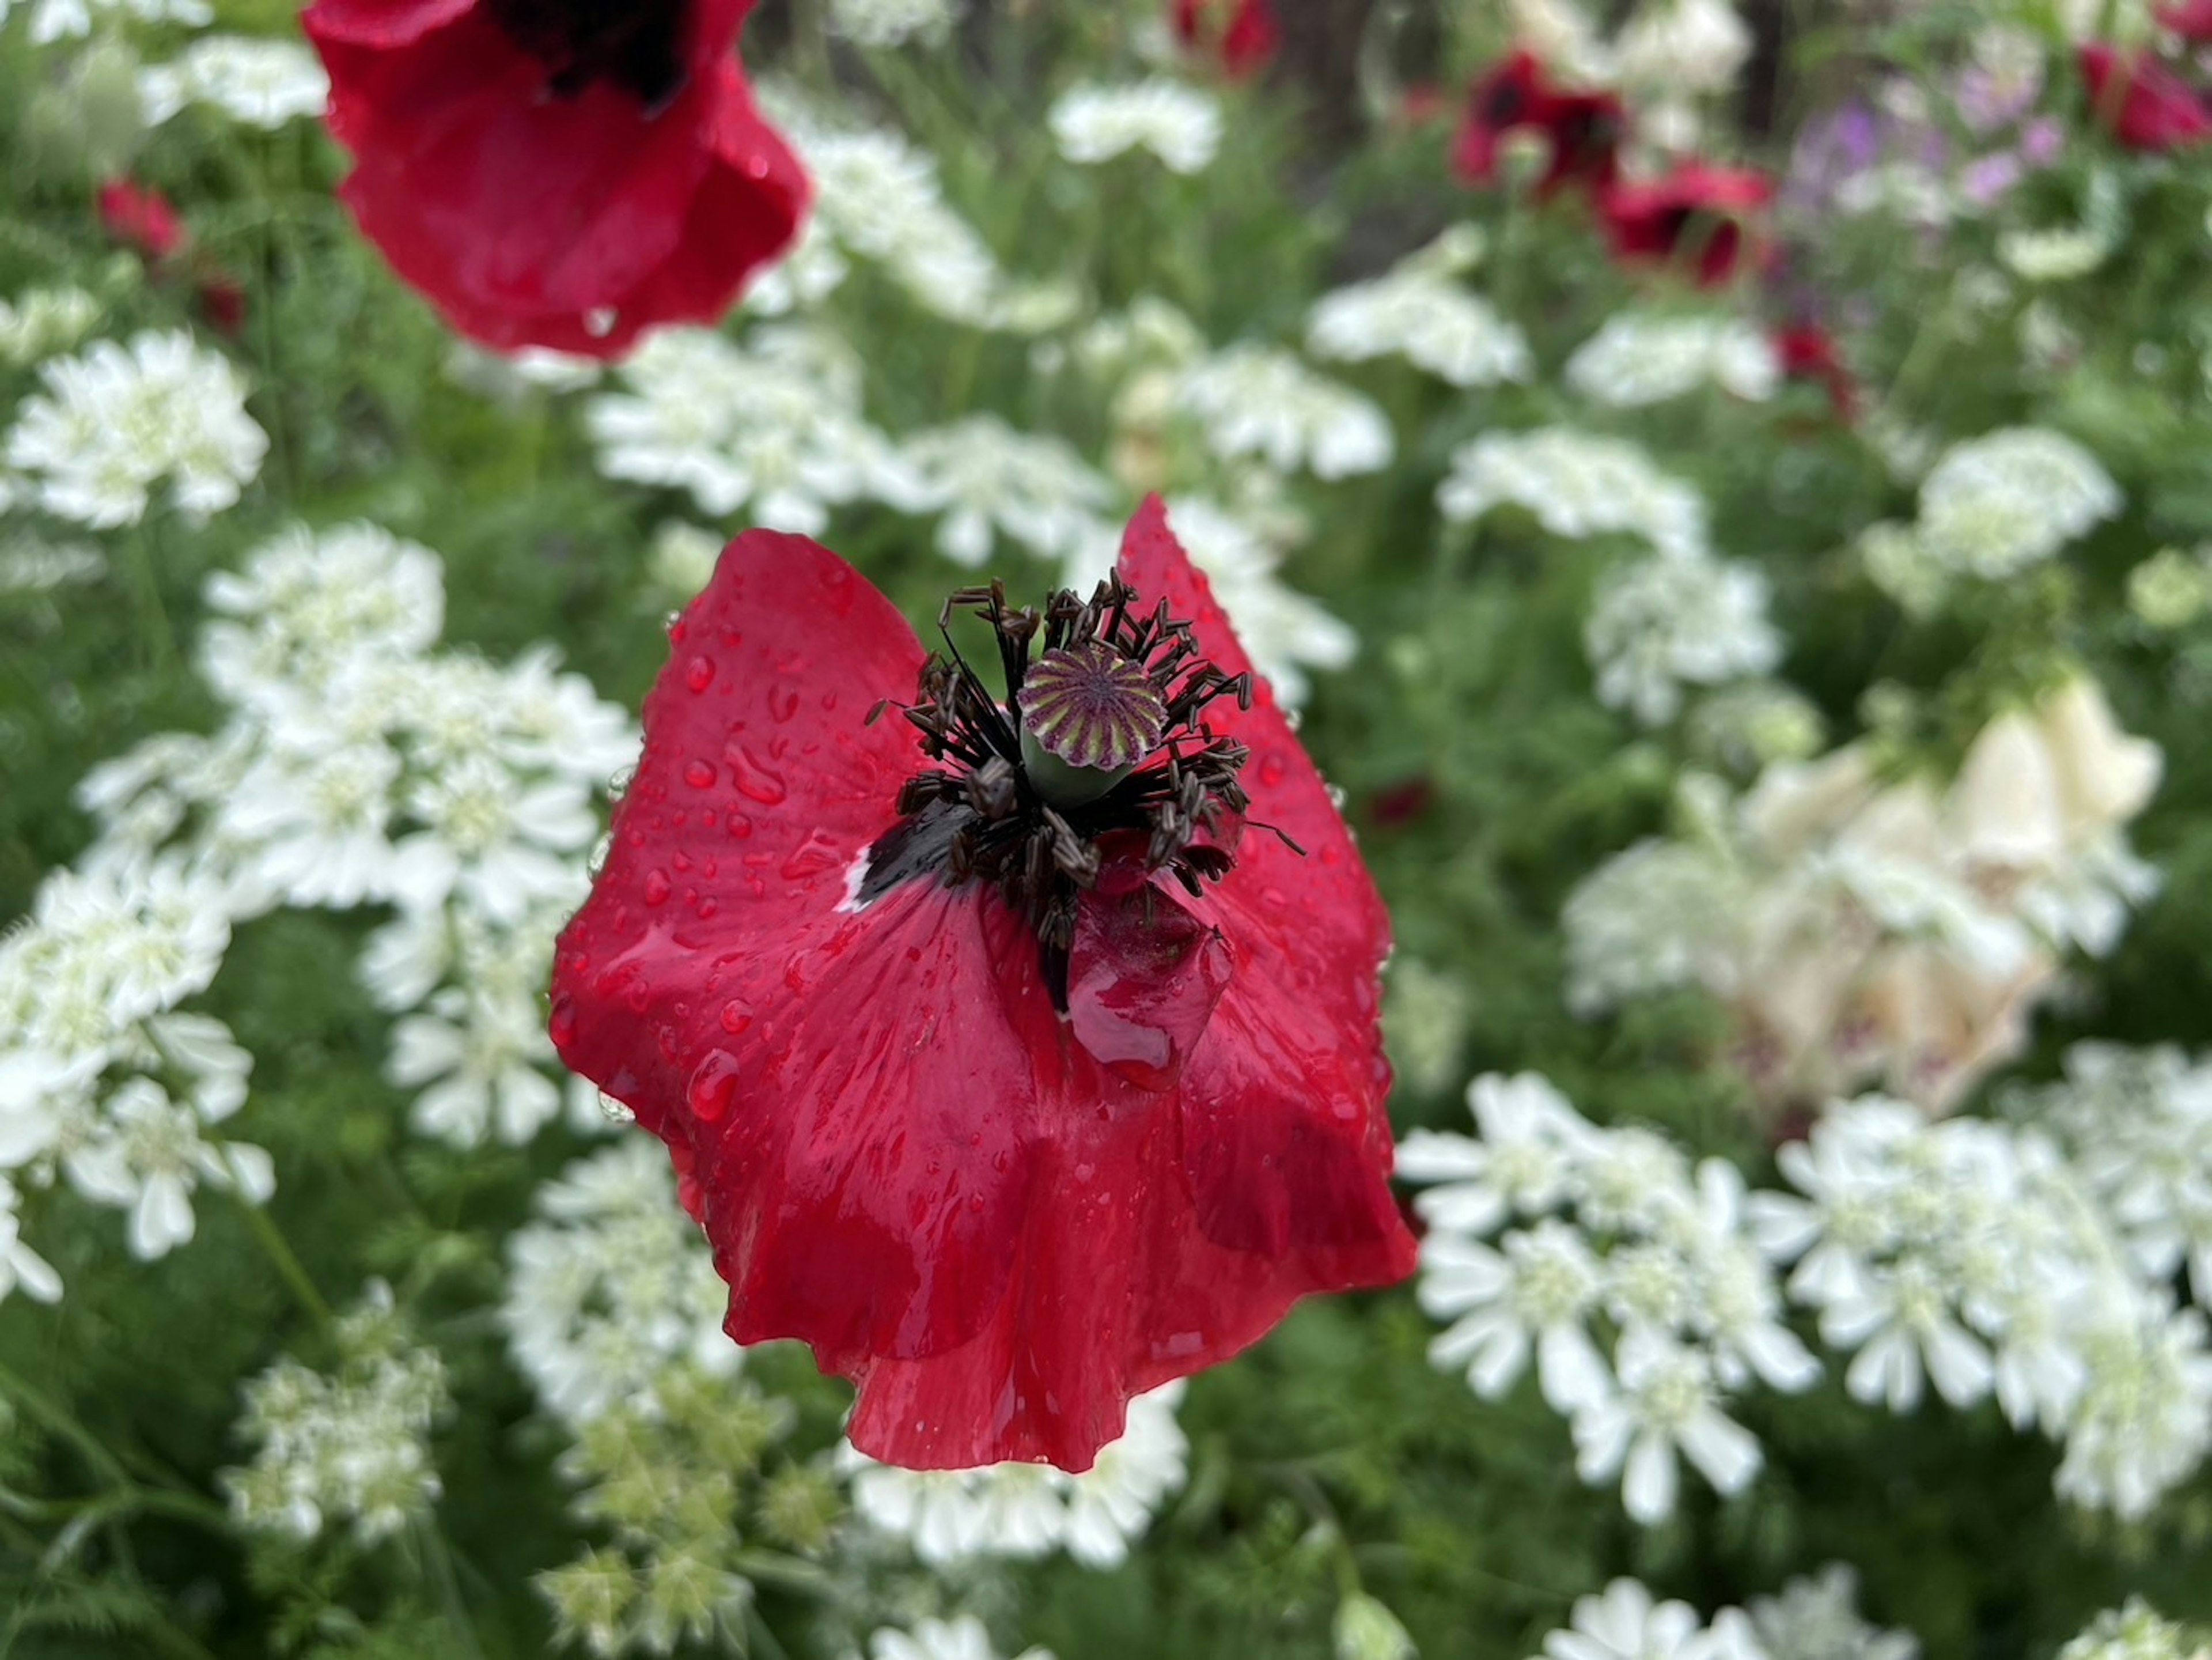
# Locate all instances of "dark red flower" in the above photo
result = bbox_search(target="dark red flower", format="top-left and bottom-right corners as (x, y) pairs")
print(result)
(97, 178), (184, 259)
(1172, 0), (1279, 78)
(1453, 50), (1626, 196)
(1599, 163), (1774, 285)
(1773, 323), (1855, 421)
(2078, 43), (2212, 150)
(548, 500), (1416, 1472)
(2157, 0), (2212, 40)
(302, 0), (808, 358)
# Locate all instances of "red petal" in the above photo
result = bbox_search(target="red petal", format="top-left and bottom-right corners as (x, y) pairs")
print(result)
(550, 528), (924, 1117)
(1066, 879), (1234, 1091)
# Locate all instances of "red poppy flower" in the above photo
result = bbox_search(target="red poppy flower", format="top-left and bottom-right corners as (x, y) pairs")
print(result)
(2157, 0), (2212, 40)
(1773, 323), (1855, 421)
(2077, 43), (2212, 150)
(548, 499), (1416, 1471)
(1453, 50), (1626, 196)
(1172, 0), (1279, 79)
(97, 178), (184, 259)
(302, 0), (808, 358)
(1599, 163), (1773, 285)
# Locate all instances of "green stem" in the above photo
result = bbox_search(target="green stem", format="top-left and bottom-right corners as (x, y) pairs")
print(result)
(415, 1518), (486, 1660)
(0, 1360), (133, 1491)
(240, 1198), (332, 1329)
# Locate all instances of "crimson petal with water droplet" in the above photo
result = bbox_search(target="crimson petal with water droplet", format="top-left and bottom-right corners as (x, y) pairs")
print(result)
(549, 509), (1414, 1473)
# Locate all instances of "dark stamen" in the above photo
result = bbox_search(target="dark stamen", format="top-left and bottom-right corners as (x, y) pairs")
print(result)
(483, 0), (691, 111)
(858, 574), (1258, 1008)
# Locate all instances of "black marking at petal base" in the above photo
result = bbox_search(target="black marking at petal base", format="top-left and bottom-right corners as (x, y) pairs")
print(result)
(483, 0), (691, 111)
(856, 796), (974, 906)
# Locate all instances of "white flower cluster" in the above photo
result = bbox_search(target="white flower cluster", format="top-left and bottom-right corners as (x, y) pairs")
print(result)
(0, 0), (209, 44)
(767, 103), (1072, 331)
(867, 1616), (1054, 1660)
(0, 285), (100, 366)
(1754, 1097), (2212, 1520)
(826, 0), (959, 49)
(842, 1383), (1187, 1570)
(1502, 0), (1751, 150)
(1049, 79), (1222, 174)
(138, 34), (329, 128)
(1398, 1073), (1817, 1524)
(1307, 227), (1532, 388)
(1173, 344), (1393, 479)
(78, 522), (634, 1148)
(1565, 312), (1781, 408)
(1746, 1564), (1919, 1660)
(1865, 428), (2121, 606)
(502, 1141), (739, 1427)
(0, 529), (104, 593)
(224, 1281), (449, 1546)
(902, 414), (1113, 567)
(1062, 496), (1355, 708)
(587, 324), (928, 534)
(1438, 428), (1710, 561)
(1530, 1576), (1765, 1660)
(1585, 551), (1783, 726)
(0, 855), (270, 1279)
(4, 330), (266, 528)
(2017, 1043), (2212, 1311)
(2057, 1602), (2212, 1660)
(1565, 675), (2162, 1114)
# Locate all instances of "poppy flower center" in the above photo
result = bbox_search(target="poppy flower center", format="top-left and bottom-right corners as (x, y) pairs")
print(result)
(860, 577), (1256, 1007)
(484, 0), (691, 110)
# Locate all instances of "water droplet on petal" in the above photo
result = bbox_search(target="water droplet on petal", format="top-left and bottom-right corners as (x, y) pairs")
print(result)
(684, 655), (715, 693)
(686, 1050), (742, 1124)
(597, 1090), (635, 1125)
(676, 1174), (704, 1220)
(725, 743), (787, 804)
(683, 759), (717, 789)
(1256, 753), (1287, 788)
(642, 868), (673, 905)
(719, 999), (753, 1034)
(768, 683), (801, 723)
(548, 997), (578, 1048)
(780, 829), (843, 881)
(726, 812), (753, 838)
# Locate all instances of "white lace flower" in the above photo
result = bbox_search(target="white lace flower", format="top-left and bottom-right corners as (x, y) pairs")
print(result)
(1050, 79), (1222, 173)
(1439, 428), (1709, 560)
(1747, 1564), (1918, 1660)
(1418, 1219), (1613, 1412)
(0, 1178), (63, 1306)
(5, 330), (266, 528)
(1915, 428), (2120, 579)
(62, 1077), (274, 1260)
(224, 1283), (448, 1545)
(138, 35), (328, 127)
(1173, 345), (1392, 478)
(2054, 1303), (2212, 1522)
(1571, 1328), (1763, 1523)
(1540, 1577), (1762, 1660)
(1566, 312), (1780, 407)
(826, 0), (957, 47)
(1396, 1071), (1593, 1236)
(2055, 1601), (2212, 1660)
(386, 914), (571, 1148)
(868, 1616), (1054, 1660)
(586, 325), (928, 531)
(1307, 233), (1531, 387)
(501, 1140), (738, 1425)
(0, 0), (210, 43)
(902, 416), (1113, 566)
(1585, 552), (1783, 725)
(842, 1384), (1186, 1570)
(0, 286), (100, 366)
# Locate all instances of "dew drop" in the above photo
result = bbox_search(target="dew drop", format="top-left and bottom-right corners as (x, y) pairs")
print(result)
(768, 682), (801, 723)
(548, 997), (578, 1048)
(686, 1050), (743, 1124)
(725, 742), (788, 804)
(597, 1090), (635, 1125)
(780, 829), (843, 881)
(697, 897), (719, 920)
(1256, 753), (1287, 788)
(726, 812), (753, 838)
(676, 1174), (704, 1220)
(683, 759), (717, 789)
(608, 764), (636, 802)
(820, 690), (839, 712)
(684, 655), (715, 693)
(719, 999), (754, 1035)
(642, 868), (673, 906)
(1319, 844), (1342, 866)
(1261, 886), (1288, 909)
